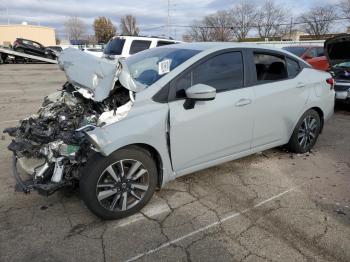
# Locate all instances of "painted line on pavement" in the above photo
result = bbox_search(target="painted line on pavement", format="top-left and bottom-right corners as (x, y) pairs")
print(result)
(124, 186), (297, 262)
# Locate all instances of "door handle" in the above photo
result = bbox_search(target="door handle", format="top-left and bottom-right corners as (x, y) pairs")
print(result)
(296, 82), (306, 88)
(235, 98), (252, 107)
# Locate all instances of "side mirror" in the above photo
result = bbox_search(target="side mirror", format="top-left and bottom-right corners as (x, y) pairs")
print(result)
(184, 84), (216, 110)
(185, 84), (216, 101)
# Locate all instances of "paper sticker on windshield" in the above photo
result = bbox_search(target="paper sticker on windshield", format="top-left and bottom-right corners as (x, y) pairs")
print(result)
(158, 60), (171, 75)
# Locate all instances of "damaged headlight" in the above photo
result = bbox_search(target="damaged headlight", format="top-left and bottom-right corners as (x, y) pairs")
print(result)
(40, 141), (80, 161)
(58, 143), (80, 157)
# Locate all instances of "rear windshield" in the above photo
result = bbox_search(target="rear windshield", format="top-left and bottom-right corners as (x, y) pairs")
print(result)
(103, 38), (125, 55)
(283, 47), (308, 57)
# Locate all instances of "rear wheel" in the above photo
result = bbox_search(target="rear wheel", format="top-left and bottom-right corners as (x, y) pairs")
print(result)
(287, 109), (321, 153)
(80, 147), (158, 220)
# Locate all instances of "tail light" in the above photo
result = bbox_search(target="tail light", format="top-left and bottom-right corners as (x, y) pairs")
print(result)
(326, 78), (335, 90)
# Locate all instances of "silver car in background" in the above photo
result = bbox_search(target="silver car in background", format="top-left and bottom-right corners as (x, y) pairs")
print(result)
(5, 43), (335, 219)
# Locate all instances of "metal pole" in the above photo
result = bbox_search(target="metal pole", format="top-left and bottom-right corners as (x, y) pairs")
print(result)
(167, 0), (170, 38)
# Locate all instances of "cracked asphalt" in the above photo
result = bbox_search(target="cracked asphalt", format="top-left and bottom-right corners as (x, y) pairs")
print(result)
(0, 64), (349, 262)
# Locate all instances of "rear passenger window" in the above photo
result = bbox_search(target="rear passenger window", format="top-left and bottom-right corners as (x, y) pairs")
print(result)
(286, 58), (301, 78)
(157, 41), (175, 47)
(254, 53), (288, 82)
(175, 52), (244, 98)
(129, 40), (151, 54)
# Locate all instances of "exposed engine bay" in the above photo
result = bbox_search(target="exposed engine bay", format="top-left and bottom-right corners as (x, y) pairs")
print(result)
(3, 48), (137, 195)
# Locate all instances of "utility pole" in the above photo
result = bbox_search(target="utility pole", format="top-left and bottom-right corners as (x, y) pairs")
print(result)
(167, 0), (170, 38)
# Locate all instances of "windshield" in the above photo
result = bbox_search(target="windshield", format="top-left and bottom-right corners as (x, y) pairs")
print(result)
(125, 47), (201, 86)
(283, 47), (308, 57)
(103, 38), (125, 55)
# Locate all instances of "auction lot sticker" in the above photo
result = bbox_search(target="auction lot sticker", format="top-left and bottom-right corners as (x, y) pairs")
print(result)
(158, 59), (171, 75)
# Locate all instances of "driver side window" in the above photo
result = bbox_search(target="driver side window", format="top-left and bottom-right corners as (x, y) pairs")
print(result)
(174, 51), (244, 99)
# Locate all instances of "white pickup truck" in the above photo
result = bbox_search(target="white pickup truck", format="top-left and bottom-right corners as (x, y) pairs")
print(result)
(102, 35), (180, 60)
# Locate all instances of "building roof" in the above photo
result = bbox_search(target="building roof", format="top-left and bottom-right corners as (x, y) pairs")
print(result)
(0, 24), (55, 30)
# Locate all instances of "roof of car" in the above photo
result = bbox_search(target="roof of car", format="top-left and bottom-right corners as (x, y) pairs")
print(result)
(115, 35), (179, 42)
(159, 42), (307, 64)
(163, 42), (288, 53)
(283, 45), (322, 48)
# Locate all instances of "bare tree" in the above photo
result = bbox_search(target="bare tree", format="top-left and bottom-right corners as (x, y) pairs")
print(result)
(298, 6), (336, 39)
(205, 10), (234, 41)
(185, 11), (234, 42)
(93, 17), (116, 43)
(256, 0), (287, 38)
(185, 20), (212, 42)
(64, 16), (87, 41)
(339, 0), (350, 19)
(120, 15), (139, 36)
(230, 2), (258, 40)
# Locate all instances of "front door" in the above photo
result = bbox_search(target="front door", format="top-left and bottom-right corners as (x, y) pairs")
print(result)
(168, 51), (254, 172)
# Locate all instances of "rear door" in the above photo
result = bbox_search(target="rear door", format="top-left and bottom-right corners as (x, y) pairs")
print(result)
(168, 50), (254, 172)
(249, 50), (309, 147)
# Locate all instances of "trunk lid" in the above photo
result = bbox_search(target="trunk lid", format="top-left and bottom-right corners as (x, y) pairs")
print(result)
(324, 34), (350, 67)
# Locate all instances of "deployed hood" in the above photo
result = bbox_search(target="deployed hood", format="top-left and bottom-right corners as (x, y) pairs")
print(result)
(58, 48), (145, 101)
(324, 34), (350, 67)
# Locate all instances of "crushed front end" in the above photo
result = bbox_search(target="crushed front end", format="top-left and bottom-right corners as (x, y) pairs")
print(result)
(4, 82), (132, 195)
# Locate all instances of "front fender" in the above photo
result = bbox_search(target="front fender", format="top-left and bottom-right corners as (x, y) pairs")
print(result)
(85, 102), (175, 185)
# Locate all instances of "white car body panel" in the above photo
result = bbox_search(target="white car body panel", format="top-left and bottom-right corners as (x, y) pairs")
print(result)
(80, 42), (334, 186)
(251, 70), (311, 147)
(169, 87), (254, 171)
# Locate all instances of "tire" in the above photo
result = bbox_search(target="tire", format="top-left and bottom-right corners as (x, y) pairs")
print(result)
(14, 48), (25, 63)
(80, 147), (158, 220)
(287, 109), (321, 153)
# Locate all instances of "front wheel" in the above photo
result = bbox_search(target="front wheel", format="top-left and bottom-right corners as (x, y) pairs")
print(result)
(287, 109), (321, 153)
(80, 147), (158, 220)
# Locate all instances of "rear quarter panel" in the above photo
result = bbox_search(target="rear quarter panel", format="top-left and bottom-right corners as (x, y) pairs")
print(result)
(302, 68), (334, 123)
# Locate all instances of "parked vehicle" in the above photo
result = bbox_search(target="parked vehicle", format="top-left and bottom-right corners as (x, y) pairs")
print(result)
(103, 35), (180, 60)
(324, 34), (350, 103)
(46, 46), (63, 57)
(13, 38), (58, 59)
(283, 46), (329, 71)
(5, 43), (335, 219)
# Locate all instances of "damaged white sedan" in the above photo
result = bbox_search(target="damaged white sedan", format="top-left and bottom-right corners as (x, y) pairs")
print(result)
(5, 43), (334, 219)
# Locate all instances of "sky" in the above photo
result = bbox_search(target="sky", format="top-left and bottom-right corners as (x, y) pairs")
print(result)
(0, 0), (343, 40)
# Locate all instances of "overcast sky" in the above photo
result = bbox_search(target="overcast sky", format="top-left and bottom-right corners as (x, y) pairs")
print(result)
(0, 0), (342, 40)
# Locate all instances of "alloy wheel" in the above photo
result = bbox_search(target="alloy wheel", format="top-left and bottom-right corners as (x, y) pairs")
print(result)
(96, 159), (149, 212)
(297, 115), (318, 150)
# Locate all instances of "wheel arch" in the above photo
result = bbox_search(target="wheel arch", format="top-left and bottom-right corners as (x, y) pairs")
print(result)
(309, 106), (324, 133)
(119, 143), (164, 189)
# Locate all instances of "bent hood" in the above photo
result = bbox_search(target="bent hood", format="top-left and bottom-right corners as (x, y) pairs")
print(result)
(58, 48), (145, 101)
(324, 34), (350, 67)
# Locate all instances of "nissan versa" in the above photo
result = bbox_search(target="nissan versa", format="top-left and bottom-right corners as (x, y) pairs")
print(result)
(4, 43), (335, 219)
